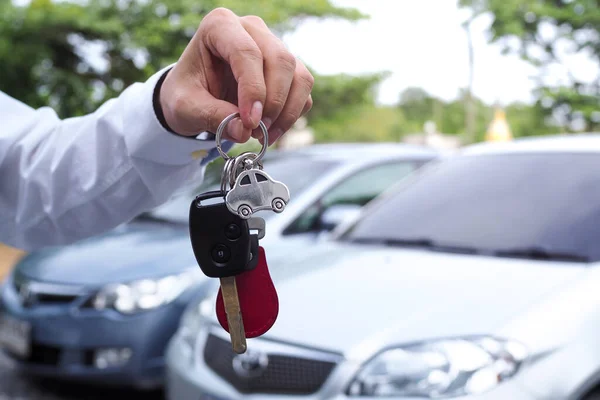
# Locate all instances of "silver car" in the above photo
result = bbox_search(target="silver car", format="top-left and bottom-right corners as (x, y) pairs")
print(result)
(166, 133), (600, 400)
(225, 169), (291, 218)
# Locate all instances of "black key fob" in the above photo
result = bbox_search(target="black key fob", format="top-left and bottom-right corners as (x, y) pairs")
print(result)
(189, 190), (257, 278)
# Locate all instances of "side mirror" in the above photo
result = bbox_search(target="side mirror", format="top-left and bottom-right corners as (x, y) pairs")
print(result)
(318, 204), (363, 232)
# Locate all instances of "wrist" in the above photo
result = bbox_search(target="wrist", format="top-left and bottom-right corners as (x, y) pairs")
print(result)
(153, 67), (188, 138)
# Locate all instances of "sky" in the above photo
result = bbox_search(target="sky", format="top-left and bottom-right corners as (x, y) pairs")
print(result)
(280, 0), (595, 107)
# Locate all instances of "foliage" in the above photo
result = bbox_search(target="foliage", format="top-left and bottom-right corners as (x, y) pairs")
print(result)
(306, 70), (397, 142)
(395, 86), (561, 141)
(0, 0), (365, 118)
(459, 0), (600, 132)
(311, 105), (407, 143)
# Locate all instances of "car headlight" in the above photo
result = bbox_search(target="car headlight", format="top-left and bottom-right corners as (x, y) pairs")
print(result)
(347, 337), (527, 398)
(86, 269), (203, 314)
(178, 295), (216, 353)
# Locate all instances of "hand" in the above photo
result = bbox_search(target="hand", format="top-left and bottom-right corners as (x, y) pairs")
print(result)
(159, 7), (314, 146)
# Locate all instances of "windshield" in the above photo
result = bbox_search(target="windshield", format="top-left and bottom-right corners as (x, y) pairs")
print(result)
(341, 153), (600, 262)
(142, 156), (339, 224)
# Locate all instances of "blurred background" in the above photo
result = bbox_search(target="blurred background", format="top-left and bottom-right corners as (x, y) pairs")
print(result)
(0, 0), (598, 398)
(2, 0), (597, 262)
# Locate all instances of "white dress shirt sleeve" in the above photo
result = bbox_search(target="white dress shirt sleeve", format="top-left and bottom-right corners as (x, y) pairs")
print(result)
(0, 65), (234, 251)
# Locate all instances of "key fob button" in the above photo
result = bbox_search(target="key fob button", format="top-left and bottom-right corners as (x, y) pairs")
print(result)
(224, 223), (242, 240)
(211, 244), (231, 264)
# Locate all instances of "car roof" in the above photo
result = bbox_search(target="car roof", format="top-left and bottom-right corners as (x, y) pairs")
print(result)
(267, 142), (440, 162)
(462, 133), (600, 156)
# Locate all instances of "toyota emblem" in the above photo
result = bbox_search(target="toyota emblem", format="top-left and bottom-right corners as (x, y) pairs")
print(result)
(232, 349), (268, 378)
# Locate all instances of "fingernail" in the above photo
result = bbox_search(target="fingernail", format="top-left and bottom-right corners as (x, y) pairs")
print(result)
(263, 118), (272, 129)
(250, 101), (263, 127)
(227, 119), (243, 142)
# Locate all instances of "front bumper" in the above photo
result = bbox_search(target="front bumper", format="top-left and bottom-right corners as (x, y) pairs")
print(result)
(165, 326), (539, 400)
(0, 279), (191, 390)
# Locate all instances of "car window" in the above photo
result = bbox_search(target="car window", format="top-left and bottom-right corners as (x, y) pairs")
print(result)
(143, 156), (339, 224)
(283, 161), (420, 235)
(240, 175), (251, 185)
(255, 172), (268, 182)
(340, 153), (600, 262)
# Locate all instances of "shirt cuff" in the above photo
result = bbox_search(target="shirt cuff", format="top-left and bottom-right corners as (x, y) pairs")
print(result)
(122, 64), (229, 166)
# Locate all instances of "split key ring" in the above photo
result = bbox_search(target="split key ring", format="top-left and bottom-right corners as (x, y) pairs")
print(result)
(215, 113), (269, 163)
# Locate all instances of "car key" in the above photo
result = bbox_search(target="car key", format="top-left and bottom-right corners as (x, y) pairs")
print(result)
(189, 191), (258, 278)
(193, 112), (283, 353)
(189, 191), (260, 353)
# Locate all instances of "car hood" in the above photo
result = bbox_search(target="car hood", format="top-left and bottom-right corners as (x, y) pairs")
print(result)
(257, 245), (588, 356)
(14, 221), (198, 287)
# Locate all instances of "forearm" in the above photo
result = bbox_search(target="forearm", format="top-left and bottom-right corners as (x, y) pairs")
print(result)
(0, 66), (231, 251)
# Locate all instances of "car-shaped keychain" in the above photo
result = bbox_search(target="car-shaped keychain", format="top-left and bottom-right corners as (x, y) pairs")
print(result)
(225, 168), (290, 219)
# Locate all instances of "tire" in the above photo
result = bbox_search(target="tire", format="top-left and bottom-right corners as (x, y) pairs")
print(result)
(272, 197), (285, 213)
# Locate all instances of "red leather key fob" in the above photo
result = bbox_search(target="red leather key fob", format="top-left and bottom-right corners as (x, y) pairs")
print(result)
(216, 246), (278, 338)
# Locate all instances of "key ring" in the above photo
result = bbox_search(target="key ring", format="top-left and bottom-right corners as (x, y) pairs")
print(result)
(228, 152), (262, 185)
(215, 112), (269, 162)
(220, 157), (236, 194)
(220, 152), (263, 194)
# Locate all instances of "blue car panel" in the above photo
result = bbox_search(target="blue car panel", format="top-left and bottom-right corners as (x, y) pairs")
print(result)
(0, 232), (210, 389)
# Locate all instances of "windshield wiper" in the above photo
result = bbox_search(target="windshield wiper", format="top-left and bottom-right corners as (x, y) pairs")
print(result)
(493, 247), (589, 262)
(349, 237), (481, 255)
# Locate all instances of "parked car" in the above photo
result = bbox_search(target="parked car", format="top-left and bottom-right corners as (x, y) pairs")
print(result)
(0, 142), (437, 390)
(166, 134), (600, 400)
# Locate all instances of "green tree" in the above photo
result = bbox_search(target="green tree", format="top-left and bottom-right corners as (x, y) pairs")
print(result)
(395, 86), (558, 142)
(307, 70), (395, 142)
(459, 0), (600, 132)
(311, 104), (407, 143)
(0, 0), (365, 118)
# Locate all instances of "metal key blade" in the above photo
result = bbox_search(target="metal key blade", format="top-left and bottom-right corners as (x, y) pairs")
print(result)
(219, 276), (247, 354)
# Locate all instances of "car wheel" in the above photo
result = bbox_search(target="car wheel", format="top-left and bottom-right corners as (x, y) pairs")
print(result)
(238, 204), (252, 219)
(272, 197), (285, 213)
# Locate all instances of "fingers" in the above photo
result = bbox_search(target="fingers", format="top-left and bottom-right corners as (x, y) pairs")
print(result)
(161, 76), (252, 142)
(199, 8), (266, 130)
(267, 59), (315, 145)
(240, 16), (296, 134)
(165, 8), (314, 146)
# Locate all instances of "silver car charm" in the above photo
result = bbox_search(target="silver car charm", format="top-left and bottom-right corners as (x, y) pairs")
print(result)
(225, 168), (290, 219)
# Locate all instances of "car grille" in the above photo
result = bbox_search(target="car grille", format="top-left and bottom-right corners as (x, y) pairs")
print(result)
(27, 343), (62, 366)
(12, 274), (84, 307)
(203, 333), (340, 395)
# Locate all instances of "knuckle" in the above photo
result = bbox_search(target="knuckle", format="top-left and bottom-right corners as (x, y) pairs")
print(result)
(235, 42), (263, 62)
(266, 94), (287, 114)
(298, 69), (315, 90)
(242, 79), (267, 97)
(274, 50), (297, 72)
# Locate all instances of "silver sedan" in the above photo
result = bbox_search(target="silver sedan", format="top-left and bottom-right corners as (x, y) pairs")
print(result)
(166, 133), (600, 400)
